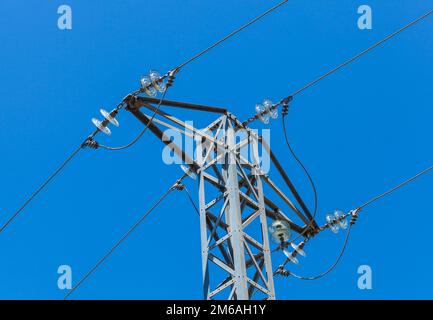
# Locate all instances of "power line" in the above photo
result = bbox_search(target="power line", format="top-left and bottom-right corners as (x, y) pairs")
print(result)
(256, 8), (433, 283)
(281, 109), (318, 242)
(173, 0), (290, 72)
(288, 8), (433, 99)
(279, 164), (433, 280)
(291, 10), (433, 97)
(243, 8), (433, 126)
(79, 0), (292, 149)
(1, 2), (291, 233)
(182, 186), (200, 216)
(64, 177), (185, 300)
(4, 2), (431, 298)
(0, 144), (84, 234)
(0, 92), (140, 234)
(357, 164), (433, 210)
(0, 87), (145, 234)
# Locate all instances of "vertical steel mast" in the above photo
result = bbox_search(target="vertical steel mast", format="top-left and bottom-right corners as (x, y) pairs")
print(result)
(196, 114), (275, 300)
(127, 96), (316, 300)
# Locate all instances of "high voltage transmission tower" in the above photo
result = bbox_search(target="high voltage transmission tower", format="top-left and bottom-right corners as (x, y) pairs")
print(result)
(126, 96), (318, 299)
(1, 2), (433, 300)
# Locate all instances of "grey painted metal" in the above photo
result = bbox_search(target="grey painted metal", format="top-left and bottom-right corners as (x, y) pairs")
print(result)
(126, 98), (317, 300)
(250, 133), (275, 299)
(136, 96), (227, 114)
(224, 118), (249, 299)
(193, 116), (277, 299)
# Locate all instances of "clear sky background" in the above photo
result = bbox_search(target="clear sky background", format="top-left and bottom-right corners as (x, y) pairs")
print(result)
(0, 0), (432, 300)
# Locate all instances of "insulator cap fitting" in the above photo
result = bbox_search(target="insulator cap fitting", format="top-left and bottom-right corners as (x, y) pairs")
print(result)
(276, 265), (290, 277)
(82, 137), (99, 149)
(281, 96), (293, 117)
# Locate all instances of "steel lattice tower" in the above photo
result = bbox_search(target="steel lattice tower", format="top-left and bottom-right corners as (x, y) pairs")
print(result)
(126, 96), (317, 300)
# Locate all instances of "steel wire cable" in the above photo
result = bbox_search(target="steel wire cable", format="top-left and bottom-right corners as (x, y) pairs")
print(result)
(280, 164), (433, 280)
(0, 145), (84, 234)
(357, 164), (433, 210)
(63, 176), (185, 300)
(269, 8), (433, 281)
(288, 223), (352, 281)
(0, 90), (140, 234)
(182, 186), (200, 216)
(181, 163), (433, 282)
(1, 2), (291, 233)
(243, 8), (433, 126)
(96, 0), (291, 150)
(180, 147), (432, 281)
(173, 0), (290, 72)
(281, 115), (318, 243)
(287, 8), (433, 99)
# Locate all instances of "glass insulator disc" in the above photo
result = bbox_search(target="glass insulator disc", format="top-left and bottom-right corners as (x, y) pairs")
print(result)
(149, 70), (166, 93)
(326, 213), (339, 233)
(100, 109), (119, 127)
(91, 118), (111, 135)
(263, 99), (278, 119)
(283, 249), (299, 264)
(255, 103), (270, 124)
(269, 220), (291, 243)
(334, 210), (348, 229)
(140, 75), (157, 97)
(291, 242), (306, 257)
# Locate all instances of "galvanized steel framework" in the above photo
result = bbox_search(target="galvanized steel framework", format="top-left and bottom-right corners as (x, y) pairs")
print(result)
(127, 96), (317, 300)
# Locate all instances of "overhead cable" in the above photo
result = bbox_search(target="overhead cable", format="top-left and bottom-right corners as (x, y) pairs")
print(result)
(243, 8), (433, 126)
(64, 176), (185, 300)
(278, 164), (433, 280)
(0, 145), (83, 234)
(357, 164), (433, 210)
(281, 104), (318, 242)
(1, 2), (292, 233)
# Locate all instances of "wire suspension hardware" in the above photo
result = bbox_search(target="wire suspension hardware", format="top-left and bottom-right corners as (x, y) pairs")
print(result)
(286, 223), (353, 281)
(64, 176), (186, 300)
(243, 8), (433, 126)
(275, 213), (356, 281)
(96, 75), (173, 151)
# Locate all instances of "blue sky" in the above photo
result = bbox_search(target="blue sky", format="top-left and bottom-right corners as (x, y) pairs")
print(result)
(0, 0), (432, 300)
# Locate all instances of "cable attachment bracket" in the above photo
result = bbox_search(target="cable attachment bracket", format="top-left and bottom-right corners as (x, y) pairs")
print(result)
(82, 137), (99, 150)
(275, 265), (291, 277)
(281, 96), (293, 117)
(165, 68), (177, 89)
(172, 179), (185, 191)
(349, 208), (361, 226)
(121, 93), (136, 108)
